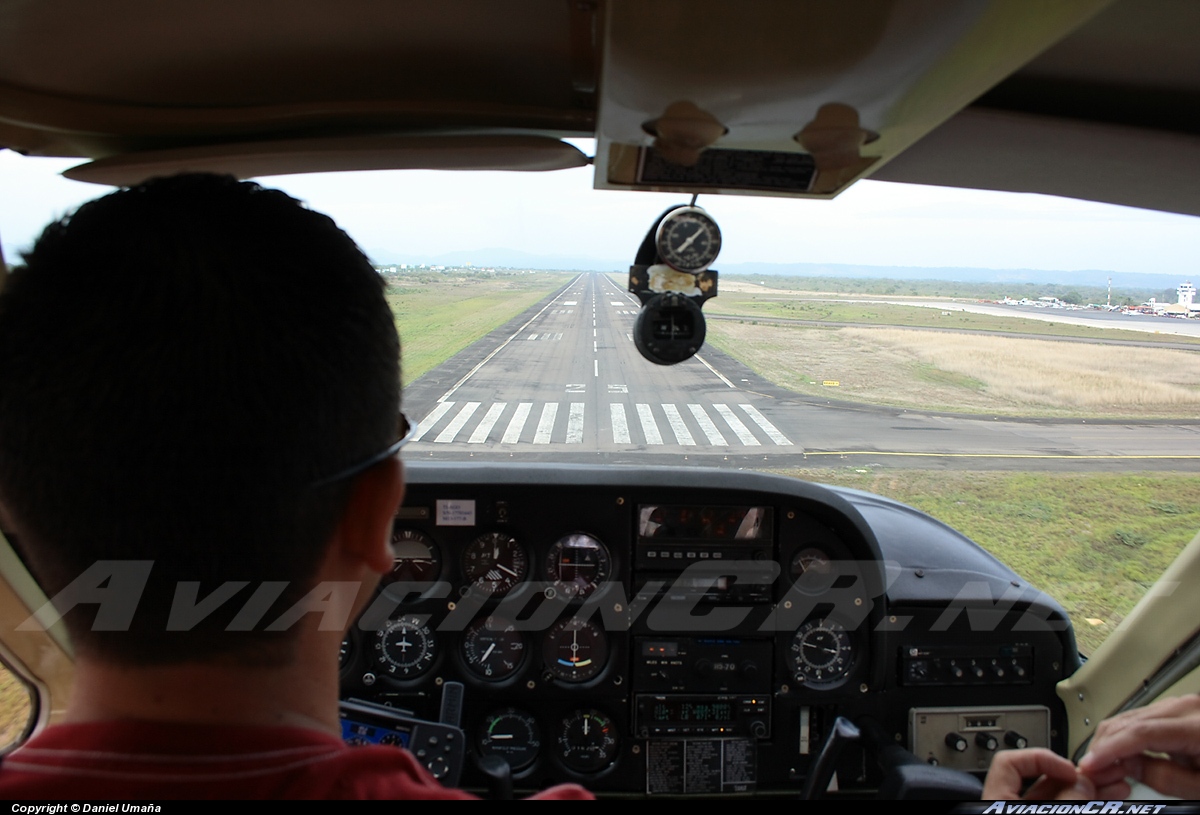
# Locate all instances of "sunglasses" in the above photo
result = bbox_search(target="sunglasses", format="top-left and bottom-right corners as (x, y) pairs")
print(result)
(310, 412), (417, 487)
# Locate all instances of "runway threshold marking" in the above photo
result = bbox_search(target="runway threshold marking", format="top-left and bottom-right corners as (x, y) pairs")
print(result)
(533, 403), (558, 444)
(714, 404), (760, 446)
(636, 404), (663, 445)
(688, 403), (727, 445)
(566, 402), (585, 444)
(435, 402), (479, 443)
(501, 402), (533, 444)
(409, 401), (455, 442)
(661, 403), (696, 445)
(739, 404), (793, 446)
(611, 403), (631, 444)
(468, 402), (506, 443)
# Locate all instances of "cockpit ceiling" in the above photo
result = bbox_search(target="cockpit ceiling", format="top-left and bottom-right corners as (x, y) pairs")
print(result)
(1, 0), (1197, 214)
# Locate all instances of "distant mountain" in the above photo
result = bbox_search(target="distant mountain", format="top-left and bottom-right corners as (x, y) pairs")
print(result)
(365, 247), (1188, 289)
(367, 247), (625, 272)
(718, 261), (1187, 290)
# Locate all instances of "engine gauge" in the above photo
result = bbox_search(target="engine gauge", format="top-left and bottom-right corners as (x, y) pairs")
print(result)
(478, 708), (541, 771)
(789, 618), (855, 689)
(655, 206), (722, 273)
(462, 532), (528, 597)
(339, 636), (354, 670)
(462, 616), (526, 680)
(542, 618), (608, 683)
(790, 546), (835, 594)
(544, 533), (612, 599)
(556, 709), (618, 773)
(373, 614), (437, 679)
(385, 528), (441, 585)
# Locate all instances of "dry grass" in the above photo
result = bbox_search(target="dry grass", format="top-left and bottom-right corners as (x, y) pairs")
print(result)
(707, 321), (1200, 418)
(0, 666), (31, 749)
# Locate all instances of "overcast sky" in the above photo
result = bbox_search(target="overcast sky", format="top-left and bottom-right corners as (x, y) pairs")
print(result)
(3, 147), (1198, 278)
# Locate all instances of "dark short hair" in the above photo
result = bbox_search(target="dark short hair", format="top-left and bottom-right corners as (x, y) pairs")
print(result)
(0, 173), (400, 664)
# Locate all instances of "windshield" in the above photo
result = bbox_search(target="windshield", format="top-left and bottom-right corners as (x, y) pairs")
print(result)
(2, 148), (1200, 742)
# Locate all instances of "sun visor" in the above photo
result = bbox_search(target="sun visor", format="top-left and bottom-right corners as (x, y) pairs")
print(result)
(63, 135), (590, 186)
(593, 0), (1110, 199)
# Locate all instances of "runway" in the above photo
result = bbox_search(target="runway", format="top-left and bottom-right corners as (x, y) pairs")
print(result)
(401, 273), (1200, 471)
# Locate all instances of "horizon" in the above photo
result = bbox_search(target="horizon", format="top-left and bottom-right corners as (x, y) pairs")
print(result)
(3, 146), (1199, 281)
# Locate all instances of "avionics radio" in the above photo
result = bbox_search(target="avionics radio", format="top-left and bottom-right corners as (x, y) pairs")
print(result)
(635, 504), (774, 604)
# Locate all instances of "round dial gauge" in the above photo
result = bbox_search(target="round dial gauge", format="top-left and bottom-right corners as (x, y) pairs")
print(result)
(373, 614), (437, 679)
(790, 546), (835, 594)
(542, 618), (608, 683)
(462, 616), (526, 680)
(478, 708), (542, 771)
(544, 533), (612, 599)
(789, 618), (855, 688)
(556, 710), (618, 773)
(339, 636), (354, 670)
(461, 532), (528, 597)
(655, 206), (722, 273)
(384, 528), (441, 586)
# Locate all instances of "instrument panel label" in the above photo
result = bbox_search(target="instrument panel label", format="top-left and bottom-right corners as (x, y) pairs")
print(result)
(436, 499), (476, 526)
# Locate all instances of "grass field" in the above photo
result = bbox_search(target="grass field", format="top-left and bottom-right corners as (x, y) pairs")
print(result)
(706, 290), (1200, 346)
(387, 271), (573, 385)
(776, 469), (1200, 656)
(0, 665), (30, 749)
(706, 320), (1200, 419)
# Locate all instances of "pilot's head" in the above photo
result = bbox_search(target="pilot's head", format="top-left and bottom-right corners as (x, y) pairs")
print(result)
(0, 173), (402, 665)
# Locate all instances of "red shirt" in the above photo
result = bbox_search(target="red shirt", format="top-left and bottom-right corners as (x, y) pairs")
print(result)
(0, 721), (593, 800)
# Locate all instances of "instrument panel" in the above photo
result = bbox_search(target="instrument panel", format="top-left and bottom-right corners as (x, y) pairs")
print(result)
(338, 463), (1077, 797)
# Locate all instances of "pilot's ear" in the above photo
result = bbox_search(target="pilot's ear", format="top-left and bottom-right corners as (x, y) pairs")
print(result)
(336, 457), (404, 575)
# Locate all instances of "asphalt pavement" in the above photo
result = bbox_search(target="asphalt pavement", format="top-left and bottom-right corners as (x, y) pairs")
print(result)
(400, 273), (1200, 471)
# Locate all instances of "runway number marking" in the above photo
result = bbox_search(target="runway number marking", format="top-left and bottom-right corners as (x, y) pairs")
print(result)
(566, 383), (586, 393)
(607, 384), (628, 394)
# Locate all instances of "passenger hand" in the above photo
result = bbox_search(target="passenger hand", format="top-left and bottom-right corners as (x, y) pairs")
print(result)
(1078, 694), (1200, 799)
(981, 748), (1094, 800)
